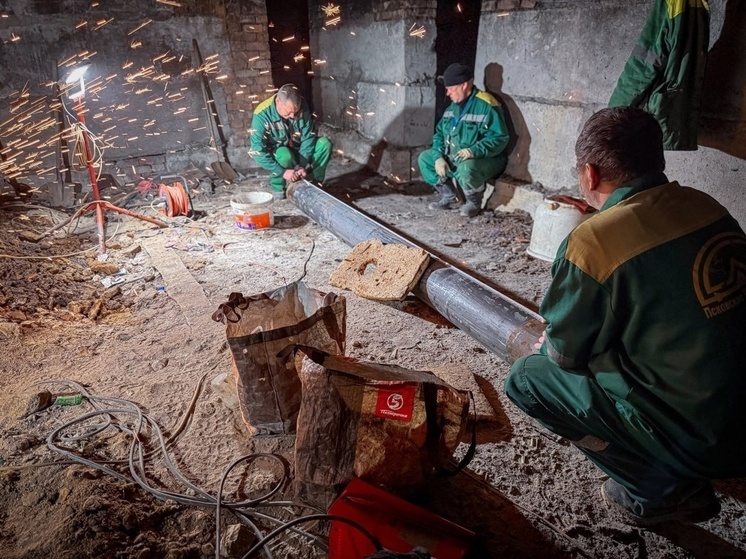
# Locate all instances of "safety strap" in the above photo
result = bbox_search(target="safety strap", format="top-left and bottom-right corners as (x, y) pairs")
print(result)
(424, 383), (477, 477)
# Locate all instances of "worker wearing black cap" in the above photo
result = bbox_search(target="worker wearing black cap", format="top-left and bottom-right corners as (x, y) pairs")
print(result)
(418, 63), (510, 217)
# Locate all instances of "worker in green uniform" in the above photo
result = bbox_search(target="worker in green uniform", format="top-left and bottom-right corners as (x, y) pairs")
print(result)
(249, 84), (332, 200)
(505, 107), (746, 525)
(609, 0), (709, 150)
(418, 63), (510, 218)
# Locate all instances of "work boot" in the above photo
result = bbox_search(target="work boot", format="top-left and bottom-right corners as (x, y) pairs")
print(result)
(428, 180), (458, 210)
(459, 187), (484, 217)
(601, 478), (721, 525)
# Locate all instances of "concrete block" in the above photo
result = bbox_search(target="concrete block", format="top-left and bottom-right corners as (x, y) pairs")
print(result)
(330, 239), (430, 301)
(488, 179), (545, 216)
(357, 83), (435, 148)
(427, 363), (499, 424)
(376, 149), (413, 183)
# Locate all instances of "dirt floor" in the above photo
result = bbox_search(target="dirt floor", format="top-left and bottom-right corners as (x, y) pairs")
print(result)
(1, 158), (745, 559)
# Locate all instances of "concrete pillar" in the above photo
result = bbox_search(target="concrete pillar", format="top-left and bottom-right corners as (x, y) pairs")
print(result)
(309, 0), (437, 182)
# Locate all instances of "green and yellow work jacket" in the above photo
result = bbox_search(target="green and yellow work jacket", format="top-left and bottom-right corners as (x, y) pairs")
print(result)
(609, 0), (710, 150)
(249, 95), (318, 176)
(432, 88), (510, 161)
(541, 173), (746, 478)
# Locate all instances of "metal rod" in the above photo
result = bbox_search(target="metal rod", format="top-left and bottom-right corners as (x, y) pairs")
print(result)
(287, 180), (544, 364)
(75, 96), (106, 253)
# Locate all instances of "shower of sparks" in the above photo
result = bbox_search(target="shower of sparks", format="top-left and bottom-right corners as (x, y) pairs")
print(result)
(321, 3), (340, 17)
(325, 16), (341, 26)
(293, 53), (305, 63)
(281, 35), (295, 42)
(10, 32), (21, 42)
(457, 3), (463, 13)
(127, 19), (152, 36)
(408, 23), (426, 39)
(156, 0), (183, 6)
(93, 18), (114, 31)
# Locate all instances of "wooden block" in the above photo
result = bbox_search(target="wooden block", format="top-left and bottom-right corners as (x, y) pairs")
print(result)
(427, 363), (499, 424)
(329, 239), (429, 301)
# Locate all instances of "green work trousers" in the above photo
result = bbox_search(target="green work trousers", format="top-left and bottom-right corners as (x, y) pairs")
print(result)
(271, 137), (332, 192)
(505, 354), (710, 507)
(418, 148), (506, 192)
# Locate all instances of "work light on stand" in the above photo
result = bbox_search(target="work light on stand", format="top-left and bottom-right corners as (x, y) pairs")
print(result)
(57, 64), (167, 254)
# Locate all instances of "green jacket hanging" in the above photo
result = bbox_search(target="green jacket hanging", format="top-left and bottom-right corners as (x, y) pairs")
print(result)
(609, 0), (710, 150)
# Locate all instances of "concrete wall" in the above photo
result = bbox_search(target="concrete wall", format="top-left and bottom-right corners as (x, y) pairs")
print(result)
(475, 1), (746, 227)
(309, 0), (436, 182)
(0, 0), (271, 194)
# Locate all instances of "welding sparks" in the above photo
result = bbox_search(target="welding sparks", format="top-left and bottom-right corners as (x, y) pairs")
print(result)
(325, 16), (341, 26)
(293, 53), (305, 63)
(321, 3), (340, 17)
(408, 23), (426, 39)
(93, 18), (114, 30)
(128, 19), (153, 36)
(156, 0), (183, 6)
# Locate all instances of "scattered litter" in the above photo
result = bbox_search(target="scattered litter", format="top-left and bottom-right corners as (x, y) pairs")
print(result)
(54, 393), (83, 406)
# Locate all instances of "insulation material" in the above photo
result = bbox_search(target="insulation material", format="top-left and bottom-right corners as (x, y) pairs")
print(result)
(329, 239), (430, 301)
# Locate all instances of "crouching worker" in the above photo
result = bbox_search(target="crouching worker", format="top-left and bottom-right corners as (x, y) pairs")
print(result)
(249, 83), (332, 200)
(418, 63), (510, 217)
(505, 106), (746, 525)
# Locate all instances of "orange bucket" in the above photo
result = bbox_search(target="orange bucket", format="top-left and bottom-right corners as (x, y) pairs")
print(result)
(230, 192), (275, 230)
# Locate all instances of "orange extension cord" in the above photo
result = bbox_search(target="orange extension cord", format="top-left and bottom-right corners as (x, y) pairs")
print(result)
(158, 181), (192, 217)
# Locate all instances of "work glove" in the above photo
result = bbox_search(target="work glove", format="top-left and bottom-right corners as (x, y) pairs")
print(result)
(454, 148), (474, 163)
(434, 157), (449, 179)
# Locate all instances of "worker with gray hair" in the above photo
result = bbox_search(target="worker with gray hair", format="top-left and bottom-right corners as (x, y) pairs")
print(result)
(505, 106), (746, 525)
(418, 63), (510, 217)
(249, 83), (332, 199)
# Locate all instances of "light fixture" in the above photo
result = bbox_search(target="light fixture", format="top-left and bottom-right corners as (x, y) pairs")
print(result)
(64, 64), (91, 100)
(52, 63), (167, 253)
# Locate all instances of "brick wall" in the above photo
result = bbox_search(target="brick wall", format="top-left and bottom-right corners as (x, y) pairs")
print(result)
(176, 0), (273, 154)
(482, 0), (538, 11)
(223, 1), (274, 152)
(374, 0), (437, 21)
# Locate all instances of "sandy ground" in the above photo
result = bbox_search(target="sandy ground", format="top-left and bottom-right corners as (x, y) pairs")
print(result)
(1, 159), (745, 559)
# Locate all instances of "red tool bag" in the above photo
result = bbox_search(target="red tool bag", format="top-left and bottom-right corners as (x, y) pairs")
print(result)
(328, 478), (474, 559)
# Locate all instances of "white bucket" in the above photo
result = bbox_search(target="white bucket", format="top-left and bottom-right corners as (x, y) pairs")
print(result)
(527, 199), (593, 262)
(230, 192), (275, 230)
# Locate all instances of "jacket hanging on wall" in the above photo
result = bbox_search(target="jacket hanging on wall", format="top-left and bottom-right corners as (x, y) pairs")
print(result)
(609, 0), (710, 150)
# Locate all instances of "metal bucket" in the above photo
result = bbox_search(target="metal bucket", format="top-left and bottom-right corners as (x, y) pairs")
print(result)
(527, 199), (593, 262)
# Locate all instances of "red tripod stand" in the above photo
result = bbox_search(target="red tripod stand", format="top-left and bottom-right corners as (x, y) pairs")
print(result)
(45, 96), (168, 253)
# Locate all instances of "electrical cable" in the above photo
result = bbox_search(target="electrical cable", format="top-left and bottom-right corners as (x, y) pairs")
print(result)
(295, 239), (316, 282)
(241, 514), (383, 559)
(34, 379), (336, 558)
(158, 181), (192, 218)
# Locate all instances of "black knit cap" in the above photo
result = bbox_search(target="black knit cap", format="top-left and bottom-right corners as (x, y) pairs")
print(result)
(439, 63), (473, 86)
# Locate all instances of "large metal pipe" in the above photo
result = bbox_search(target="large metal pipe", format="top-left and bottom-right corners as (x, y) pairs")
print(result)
(288, 180), (544, 364)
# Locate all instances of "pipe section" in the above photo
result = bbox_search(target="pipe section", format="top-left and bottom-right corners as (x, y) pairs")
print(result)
(288, 180), (544, 364)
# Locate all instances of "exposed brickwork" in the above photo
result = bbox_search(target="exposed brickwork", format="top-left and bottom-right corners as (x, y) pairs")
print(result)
(222, 1), (273, 150)
(373, 0), (437, 22)
(482, 0), (538, 11)
(174, 0), (272, 150)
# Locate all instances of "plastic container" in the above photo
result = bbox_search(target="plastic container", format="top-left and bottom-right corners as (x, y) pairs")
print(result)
(230, 192), (274, 230)
(527, 199), (593, 262)
(54, 394), (83, 406)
